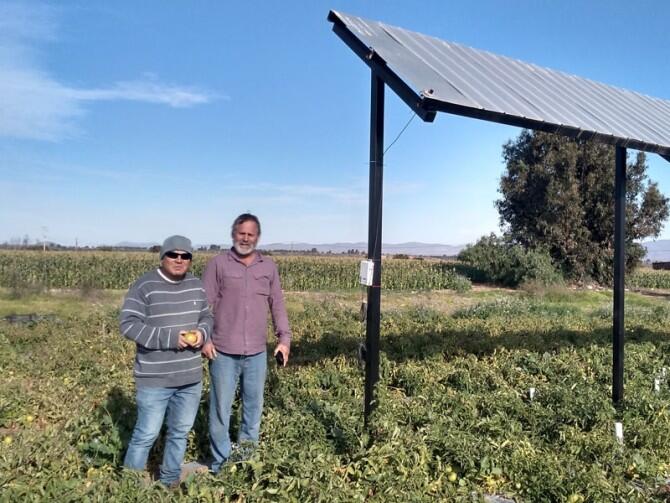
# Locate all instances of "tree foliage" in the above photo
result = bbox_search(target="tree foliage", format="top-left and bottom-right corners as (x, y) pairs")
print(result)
(458, 233), (562, 287)
(496, 130), (669, 284)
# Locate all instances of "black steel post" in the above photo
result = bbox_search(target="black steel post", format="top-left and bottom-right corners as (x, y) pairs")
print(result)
(613, 146), (626, 406)
(364, 72), (384, 426)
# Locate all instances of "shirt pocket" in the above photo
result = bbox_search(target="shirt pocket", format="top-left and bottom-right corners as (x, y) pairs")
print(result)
(252, 270), (271, 296)
(221, 270), (244, 291)
(215, 271), (244, 313)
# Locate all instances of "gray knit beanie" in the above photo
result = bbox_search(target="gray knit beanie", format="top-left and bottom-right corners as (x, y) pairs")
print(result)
(160, 235), (193, 259)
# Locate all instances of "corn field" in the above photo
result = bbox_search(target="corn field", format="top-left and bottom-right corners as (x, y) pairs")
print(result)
(0, 251), (471, 292)
(627, 269), (670, 290)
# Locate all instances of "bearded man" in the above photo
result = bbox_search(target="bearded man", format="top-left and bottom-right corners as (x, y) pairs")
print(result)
(201, 213), (291, 472)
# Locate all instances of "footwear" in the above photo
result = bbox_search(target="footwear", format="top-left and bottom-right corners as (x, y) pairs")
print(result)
(162, 479), (181, 490)
(229, 441), (256, 462)
(179, 461), (210, 482)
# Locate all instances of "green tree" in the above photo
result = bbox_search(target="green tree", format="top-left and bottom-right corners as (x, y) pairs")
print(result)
(458, 233), (562, 287)
(496, 130), (669, 284)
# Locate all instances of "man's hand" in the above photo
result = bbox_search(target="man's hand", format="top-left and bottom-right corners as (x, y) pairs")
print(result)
(178, 330), (203, 349)
(274, 343), (289, 367)
(201, 341), (218, 360)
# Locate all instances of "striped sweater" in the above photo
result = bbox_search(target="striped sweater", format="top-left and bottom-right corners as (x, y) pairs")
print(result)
(119, 268), (214, 387)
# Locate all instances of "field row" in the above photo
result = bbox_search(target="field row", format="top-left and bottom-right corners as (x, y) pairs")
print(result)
(0, 251), (470, 292)
(3, 251), (670, 293)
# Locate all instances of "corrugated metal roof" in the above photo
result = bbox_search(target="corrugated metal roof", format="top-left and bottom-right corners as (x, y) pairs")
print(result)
(328, 10), (670, 160)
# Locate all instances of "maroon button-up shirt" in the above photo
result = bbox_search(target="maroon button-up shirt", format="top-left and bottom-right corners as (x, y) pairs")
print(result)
(202, 249), (291, 355)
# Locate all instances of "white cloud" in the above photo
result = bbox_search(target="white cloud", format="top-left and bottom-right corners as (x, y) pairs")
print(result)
(208, 179), (423, 208)
(0, 67), (84, 140)
(234, 182), (368, 205)
(0, 2), (57, 46)
(0, 2), (215, 141)
(68, 79), (213, 108)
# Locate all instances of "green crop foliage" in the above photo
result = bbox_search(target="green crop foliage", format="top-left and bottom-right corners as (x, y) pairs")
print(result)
(628, 269), (670, 290)
(0, 251), (471, 292)
(2, 289), (670, 501)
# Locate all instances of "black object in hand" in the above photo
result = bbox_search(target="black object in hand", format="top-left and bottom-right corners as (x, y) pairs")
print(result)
(275, 351), (284, 366)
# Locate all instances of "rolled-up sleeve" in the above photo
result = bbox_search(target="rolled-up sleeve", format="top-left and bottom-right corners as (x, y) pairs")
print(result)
(268, 265), (291, 347)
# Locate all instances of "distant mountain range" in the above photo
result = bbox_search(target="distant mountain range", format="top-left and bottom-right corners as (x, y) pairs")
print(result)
(259, 241), (466, 257)
(115, 240), (466, 256)
(116, 241), (160, 249)
(114, 239), (670, 261)
(639, 239), (670, 263)
(260, 240), (670, 261)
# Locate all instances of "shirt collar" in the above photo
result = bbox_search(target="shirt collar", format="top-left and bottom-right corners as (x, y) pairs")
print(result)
(157, 267), (182, 283)
(227, 248), (263, 265)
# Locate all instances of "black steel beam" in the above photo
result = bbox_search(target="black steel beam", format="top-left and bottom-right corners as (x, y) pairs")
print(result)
(612, 145), (626, 406)
(364, 72), (384, 426)
(422, 96), (670, 158)
(330, 16), (436, 123)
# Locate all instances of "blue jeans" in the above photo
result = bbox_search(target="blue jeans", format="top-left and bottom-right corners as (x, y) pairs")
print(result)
(123, 381), (202, 486)
(209, 351), (266, 472)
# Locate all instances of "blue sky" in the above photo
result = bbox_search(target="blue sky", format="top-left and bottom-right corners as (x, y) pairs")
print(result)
(1, 1), (669, 247)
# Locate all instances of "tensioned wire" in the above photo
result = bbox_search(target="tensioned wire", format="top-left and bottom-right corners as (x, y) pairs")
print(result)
(368, 111), (418, 287)
(360, 110), (418, 370)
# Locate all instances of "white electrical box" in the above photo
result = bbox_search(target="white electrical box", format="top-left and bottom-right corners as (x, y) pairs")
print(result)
(359, 260), (374, 286)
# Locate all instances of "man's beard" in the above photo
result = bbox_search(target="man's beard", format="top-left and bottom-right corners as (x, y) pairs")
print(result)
(233, 241), (256, 256)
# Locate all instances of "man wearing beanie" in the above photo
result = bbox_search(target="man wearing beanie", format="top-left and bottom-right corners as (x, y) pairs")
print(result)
(120, 235), (213, 488)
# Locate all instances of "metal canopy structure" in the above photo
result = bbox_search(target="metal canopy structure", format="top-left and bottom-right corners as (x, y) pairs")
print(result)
(328, 10), (670, 422)
(329, 10), (670, 160)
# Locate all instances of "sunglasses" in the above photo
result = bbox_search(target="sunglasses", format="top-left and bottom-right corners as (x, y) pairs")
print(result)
(164, 251), (193, 261)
